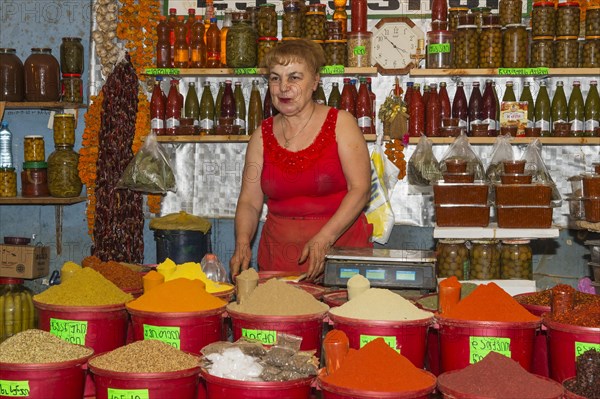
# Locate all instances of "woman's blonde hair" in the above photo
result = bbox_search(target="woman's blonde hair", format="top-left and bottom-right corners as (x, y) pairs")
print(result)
(262, 38), (326, 74)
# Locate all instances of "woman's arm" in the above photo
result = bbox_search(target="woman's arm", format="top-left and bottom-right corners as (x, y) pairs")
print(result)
(229, 128), (266, 277)
(300, 110), (372, 280)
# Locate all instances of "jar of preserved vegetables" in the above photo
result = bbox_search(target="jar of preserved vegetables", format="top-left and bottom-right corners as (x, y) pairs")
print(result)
(47, 144), (82, 198)
(479, 24), (502, 68)
(503, 23), (528, 67)
(327, 20), (345, 40)
(0, 167), (17, 197)
(582, 37), (600, 68)
(471, 6), (491, 31)
(226, 11), (258, 68)
(283, 0), (303, 38)
(24, 135), (45, 162)
(347, 31), (371, 67)
(0, 278), (35, 343)
(449, 7), (469, 31)
(0, 48), (24, 102)
(532, 2), (555, 37)
(60, 37), (84, 74)
(500, 239), (532, 279)
(60, 73), (83, 103)
(586, 6), (600, 36)
(436, 239), (470, 279)
(303, 3), (326, 41)
(557, 2), (580, 37)
(24, 48), (60, 102)
(469, 240), (500, 279)
(499, 0), (522, 26)
(53, 113), (76, 146)
(246, 6), (259, 31)
(258, 37), (278, 67)
(427, 30), (453, 68)
(258, 3), (277, 38)
(554, 36), (579, 68)
(453, 25), (479, 68)
(324, 40), (347, 66)
(457, 13), (475, 26)
(21, 162), (49, 197)
(530, 36), (555, 67)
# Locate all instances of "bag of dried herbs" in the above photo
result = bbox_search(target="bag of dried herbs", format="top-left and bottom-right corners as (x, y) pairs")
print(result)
(407, 135), (442, 186)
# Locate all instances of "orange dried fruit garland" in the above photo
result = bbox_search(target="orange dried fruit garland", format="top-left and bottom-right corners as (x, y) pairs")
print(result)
(384, 139), (407, 180)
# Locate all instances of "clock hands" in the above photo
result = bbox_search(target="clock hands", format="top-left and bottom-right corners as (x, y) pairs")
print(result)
(383, 36), (408, 56)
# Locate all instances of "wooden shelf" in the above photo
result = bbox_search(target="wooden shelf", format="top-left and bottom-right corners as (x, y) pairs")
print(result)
(410, 68), (600, 77)
(3, 102), (87, 110)
(408, 137), (600, 145)
(143, 67), (378, 77)
(156, 134), (380, 143)
(0, 196), (86, 205)
(434, 223), (560, 239)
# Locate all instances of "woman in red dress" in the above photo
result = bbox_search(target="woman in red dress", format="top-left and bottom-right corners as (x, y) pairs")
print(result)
(229, 39), (372, 281)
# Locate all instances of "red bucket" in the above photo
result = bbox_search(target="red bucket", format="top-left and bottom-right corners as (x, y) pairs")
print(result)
(213, 286), (235, 302)
(227, 307), (327, 357)
(328, 313), (433, 369)
(90, 358), (200, 399)
(513, 293), (550, 317)
(543, 317), (600, 382)
(318, 372), (436, 399)
(322, 290), (348, 308)
(562, 377), (590, 399)
(127, 305), (226, 353)
(437, 316), (541, 372)
(200, 368), (313, 399)
(0, 353), (92, 399)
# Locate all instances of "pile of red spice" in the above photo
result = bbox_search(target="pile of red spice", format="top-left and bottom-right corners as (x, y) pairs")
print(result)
(550, 302), (600, 328)
(438, 351), (564, 398)
(517, 284), (600, 308)
(442, 282), (539, 322)
(321, 338), (436, 392)
(82, 256), (143, 291)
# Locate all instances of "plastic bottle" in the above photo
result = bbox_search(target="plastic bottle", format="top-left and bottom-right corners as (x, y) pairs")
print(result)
(0, 121), (13, 168)
(408, 83), (425, 137)
(425, 83), (441, 136)
(167, 8), (178, 66)
(356, 77), (373, 134)
(185, 82), (200, 124)
(206, 17), (221, 68)
(199, 81), (215, 135)
(165, 79), (182, 135)
(215, 81), (225, 126)
(220, 80), (236, 127)
(468, 81), (483, 134)
(438, 81), (451, 121)
(585, 80), (600, 136)
(534, 81), (551, 136)
(452, 81), (468, 130)
(502, 81), (516, 102)
(174, 16), (189, 68)
(189, 16), (206, 68)
(332, 0), (348, 37)
(247, 79), (263, 134)
(482, 79), (498, 135)
(150, 77), (166, 135)
(340, 78), (356, 116)
(328, 81), (341, 109)
(156, 16), (171, 68)
(185, 8), (196, 46)
(568, 81), (585, 136)
(220, 10), (233, 67)
(551, 80), (568, 133)
(201, 253), (228, 283)
(234, 81), (246, 134)
(205, 0), (215, 34)
(519, 81), (534, 128)
(313, 80), (327, 105)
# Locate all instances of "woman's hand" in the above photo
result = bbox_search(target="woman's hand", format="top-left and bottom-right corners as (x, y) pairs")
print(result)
(230, 243), (252, 279)
(299, 233), (335, 281)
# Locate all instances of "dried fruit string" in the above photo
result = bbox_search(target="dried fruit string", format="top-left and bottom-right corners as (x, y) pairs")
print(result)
(385, 139), (407, 180)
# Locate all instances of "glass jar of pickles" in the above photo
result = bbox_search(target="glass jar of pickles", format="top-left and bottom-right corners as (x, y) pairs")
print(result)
(532, 1), (555, 37)
(499, 0), (522, 26)
(283, 0), (303, 38)
(436, 239), (470, 279)
(324, 40), (347, 66)
(503, 23), (528, 67)
(582, 37), (600, 68)
(60, 74), (83, 103)
(0, 278), (35, 343)
(500, 239), (532, 279)
(257, 37), (278, 67)
(257, 3), (277, 38)
(586, 6), (600, 36)
(479, 24), (502, 68)
(530, 36), (555, 67)
(453, 25), (479, 68)
(327, 20), (345, 40)
(60, 37), (84, 74)
(303, 3), (326, 41)
(470, 240), (500, 279)
(53, 113), (75, 145)
(557, 2), (580, 37)
(21, 162), (49, 197)
(24, 135), (45, 162)
(226, 12), (258, 68)
(554, 36), (579, 68)
(449, 7), (469, 31)
(0, 167), (17, 197)
(47, 144), (82, 198)
(471, 6), (491, 31)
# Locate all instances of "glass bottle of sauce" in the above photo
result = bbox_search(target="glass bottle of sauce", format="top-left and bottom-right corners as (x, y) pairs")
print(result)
(313, 80), (327, 105)
(174, 16), (189, 68)
(568, 81), (585, 136)
(551, 80), (568, 134)
(409, 83), (425, 137)
(199, 81), (215, 135)
(24, 48), (60, 102)
(535, 81), (551, 136)
(422, 85), (430, 108)
(425, 83), (441, 136)
(333, 0), (348, 37)
(452, 81), (468, 130)
(356, 77), (373, 134)
(165, 79), (182, 135)
(189, 16), (206, 68)
(248, 79), (263, 134)
(167, 8), (178, 66)
(502, 81), (516, 102)
(340, 78), (356, 117)
(156, 16), (171, 68)
(468, 81), (483, 134)
(263, 87), (276, 119)
(367, 78), (377, 124)
(349, 78), (359, 100)
(234, 81), (246, 135)
(215, 81), (225, 125)
(185, 82), (200, 124)
(220, 80), (236, 127)
(351, 0), (367, 32)
(439, 82), (451, 121)
(150, 77), (166, 135)
(220, 10), (233, 66)
(404, 81), (414, 110)
(520, 81), (534, 128)
(0, 48), (24, 101)
(328, 81), (341, 109)
(431, 0), (448, 22)
(206, 18), (221, 68)
(482, 79), (498, 136)
(585, 80), (600, 136)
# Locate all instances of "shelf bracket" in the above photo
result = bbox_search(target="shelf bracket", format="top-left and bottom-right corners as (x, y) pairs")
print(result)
(55, 205), (63, 255)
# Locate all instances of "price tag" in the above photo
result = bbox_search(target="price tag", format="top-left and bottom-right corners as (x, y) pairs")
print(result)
(234, 68), (258, 75)
(320, 65), (345, 74)
(359, 335), (399, 352)
(469, 336), (511, 364)
(427, 43), (451, 54)
(50, 318), (88, 345)
(144, 68), (180, 75)
(241, 328), (277, 345)
(107, 388), (149, 399)
(0, 380), (30, 397)
(143, 325), (181, 349)
(575, 342), (600, 359)
(498, 68), (549, 76)
(353, 46), (366, 56)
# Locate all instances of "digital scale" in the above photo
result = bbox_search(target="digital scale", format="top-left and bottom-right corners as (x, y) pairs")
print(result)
(323, 247), (437, 294)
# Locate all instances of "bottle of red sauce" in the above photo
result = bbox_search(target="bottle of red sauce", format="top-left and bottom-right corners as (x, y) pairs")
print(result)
(367, 77), (376, 125)
(356, 77), (373, 134)
(340, 78), (356, 117)
(439, 82), (451, 121)
(426, 83), (441, 136)
(156, 16), (171, 68)
(165, 79), (182, 135)
(220, 80), (236, 126)
(431, 0), (448, 22)
(482, 79), (498, 136)
(404, 82), (414, 110)
(150, 77), (165, 135)
(409, 83), (425, 137)
(452, 81), (468, 131)
(468, 81), (483, 135)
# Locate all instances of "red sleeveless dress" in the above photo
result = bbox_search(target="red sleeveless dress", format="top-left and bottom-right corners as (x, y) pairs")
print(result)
(258, 108), (373, 272)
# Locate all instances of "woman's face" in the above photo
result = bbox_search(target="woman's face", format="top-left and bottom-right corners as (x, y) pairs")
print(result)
(268, 61), (318, 116)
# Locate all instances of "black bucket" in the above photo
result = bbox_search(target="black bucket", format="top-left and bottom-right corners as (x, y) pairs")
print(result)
(153, 229), (211, 264)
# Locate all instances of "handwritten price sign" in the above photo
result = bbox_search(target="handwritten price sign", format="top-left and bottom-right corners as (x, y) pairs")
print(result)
(143, 325), (181, 349)
(107, 388), (149, 399)
(469, 336), (511, 364)
(575, 342), (600, 360)
(0, 380), (30, 397)
(50, 318), (88, 345)
(359, 335), (399, 352)
(144, 68), (180, 75)
(241, 328), (277, 345)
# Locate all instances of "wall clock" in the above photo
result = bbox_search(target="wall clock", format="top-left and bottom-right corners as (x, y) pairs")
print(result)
(372, 17), (424, 75)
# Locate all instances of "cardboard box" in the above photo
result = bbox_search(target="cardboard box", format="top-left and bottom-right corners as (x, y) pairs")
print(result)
(0, 244), (50, 279)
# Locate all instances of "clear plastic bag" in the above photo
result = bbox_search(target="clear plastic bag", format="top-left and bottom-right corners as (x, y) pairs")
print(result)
(521, 139), (562, 205)
(485, 135), (515, 183)
(408, 135), (443, 186)
(440, 133), (486, 181)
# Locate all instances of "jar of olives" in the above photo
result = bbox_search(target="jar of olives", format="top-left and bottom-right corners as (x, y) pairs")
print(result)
(586, 6), (600, 36)
(471, 6), (492, 31)
(226, 11), (258, 68)
(500, 239), (532, 279)
(48, 144), (82, 198)
(258, 4), (277, 38)
(532, 2), (555, 37)
(457, 13), (475, 26)
(554, 36), (579, 68)
(24, 135), (45, 162)
(479, 24), (502, 68)
(582, 37), (600, 68)
(324, 40), (347, 66)
(283, 0), (303, 38)
(53, 113), (76, 146)
(257, 37), (278, 67)
(436, 239), (470, 279)
(449, 7), (469, 31)
(470, 240), (500, 279)
(347, 31), (371, 67)
(557, 2), (580, 37)
(427, 30), (453, 68)
(453, 25), (479, 68)
(0, 167), (17, 197)
(303, 3), (326, 41)
(503, 23), (528, 67)
(499, 0), (522, 26)
(530, 36), (555, 67)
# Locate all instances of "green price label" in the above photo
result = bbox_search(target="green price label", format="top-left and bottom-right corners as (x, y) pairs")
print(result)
(50, 318), (88, 345)
(144, 68), (180, 75)
(359, 335), (399, 352)
(234, 68), (258, 75)
(320, 65), (345, 74)
(241, 328), (277, 345)
(427, 43), (451, 54)
(469, 336), (511, 364)
(0, 380), (30, 397)
(143, 325), (181, 349)
(107, 388), (149, 399)
(353, 46), (366, 56)
(498, 68), (549, 76)
(575, 342), (600, 359)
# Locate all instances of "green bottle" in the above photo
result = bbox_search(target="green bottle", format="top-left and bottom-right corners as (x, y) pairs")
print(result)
(585, 80), (600, 136)
(535, 81), (551, 136)
(519, 82), (535, 127)
(214, 81), (225, 127)
(313, 80), (326, 104)
(247, 79), (263, 134)
(199, 81), (215, 135)
(551, 80), (568, 134)
(184, 82), (200, 122)
(328, 82), (341, 109)
(568, 81), (585, 136)
(502, 81), (516, 102)
(233, 81), (246, 135)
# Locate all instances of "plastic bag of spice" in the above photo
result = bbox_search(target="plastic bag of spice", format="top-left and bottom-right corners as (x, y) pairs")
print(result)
(233, 338), (267, 357)
(440, 133), (486, 181)
(521, 139), (562, 205)
(407, 135), (443, 186)
(263, 346), (296, 367)
(485, 134), (515, 183)
(275, 333), (303, 352)
(117, 131), (176, 193)
(201, 341), (233, 356)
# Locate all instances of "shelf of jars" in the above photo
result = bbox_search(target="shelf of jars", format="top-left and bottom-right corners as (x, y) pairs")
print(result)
(0, 196), (86, 205)
(143, 67), (378, 77)
(155, 134), (381, 143)
(2, 102), (87, 109)
(407, 137), (600, 145)
(409, 68), (600, 77)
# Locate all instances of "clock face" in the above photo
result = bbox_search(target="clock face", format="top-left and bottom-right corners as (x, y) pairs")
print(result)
(372, 18), (423, 75)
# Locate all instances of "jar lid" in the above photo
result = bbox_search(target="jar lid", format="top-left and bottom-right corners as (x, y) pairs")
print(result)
(472, 239), (498, 244)
(585, 35), (600, 40)
(347, 31), (373, 37)
(23, 161), (48, 169)
(439, 239), (467, 244)
(481, 25), (502, 29)
(427, 30), (451, 35)
(54, 113), (75, 118)
(0, 48), (17, 53)
(457, 25), (478, 29)
(558, 2), (579, 7)
(532, 1), (554, 6)
(312, 40), (325, 44)
(533, 36), (555, 40)
(62, 37), (82, 41)
(556, 35), (579, 40)
(260, 3), (275, 6)
(471, 6), (491, 12)
(31, 48), (52, 52)
(24, 135), (44, 139)
(325, 39), (348, 43)
(281, 37), (301, 41)
(502, 239), (531, 245)
(0, 167), (15, 172)
(505, 23), (526, 28)
(62, 73), (82, 78)
(449, 6), (469, 11)
(258, 36), (279, 41)
(0, 278), (24, 285)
